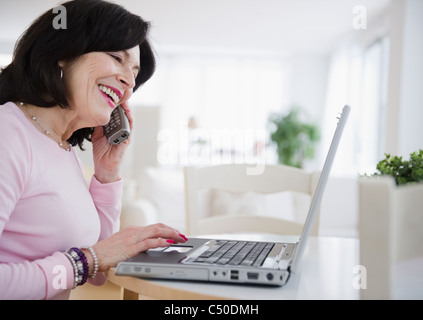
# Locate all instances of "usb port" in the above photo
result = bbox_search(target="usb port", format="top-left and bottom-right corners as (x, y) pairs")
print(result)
(247, 272), (259, 280)
(230, 270), (239, 280)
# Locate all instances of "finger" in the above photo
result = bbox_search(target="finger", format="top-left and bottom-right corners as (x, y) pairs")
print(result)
(133, 237), (175, 253)
(120, 101), (129, 110)
(138, 224), (187, 244)
(120, 101), (134, 131)
(142, 224), (184, 242)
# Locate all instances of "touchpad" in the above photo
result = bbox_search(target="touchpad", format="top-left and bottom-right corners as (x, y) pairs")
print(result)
(163, 246), (193, 253)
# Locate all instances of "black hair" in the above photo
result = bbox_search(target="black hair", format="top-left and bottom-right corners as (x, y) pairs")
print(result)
(0, 0), (155, 149)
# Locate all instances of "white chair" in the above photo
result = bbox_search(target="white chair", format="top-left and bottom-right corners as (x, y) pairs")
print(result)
(184, 164), (321, 236)
(359, 176), (423, 299)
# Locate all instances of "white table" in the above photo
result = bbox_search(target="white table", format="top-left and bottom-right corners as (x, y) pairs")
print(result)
(108, 234), (362, 299)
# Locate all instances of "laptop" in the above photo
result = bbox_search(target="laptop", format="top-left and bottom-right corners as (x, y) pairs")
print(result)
(116, 105), (350, 287)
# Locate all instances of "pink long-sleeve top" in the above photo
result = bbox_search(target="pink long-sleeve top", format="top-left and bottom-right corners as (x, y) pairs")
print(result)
(0, 102), (123, 299)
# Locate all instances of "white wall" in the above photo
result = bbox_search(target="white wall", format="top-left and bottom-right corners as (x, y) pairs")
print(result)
(397, 0), (423, 156)
(386, 0), (423, 157)
(290, 55), (329, 125)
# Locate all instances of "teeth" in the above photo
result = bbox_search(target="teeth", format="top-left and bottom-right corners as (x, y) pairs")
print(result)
(99, 84), (119, 105)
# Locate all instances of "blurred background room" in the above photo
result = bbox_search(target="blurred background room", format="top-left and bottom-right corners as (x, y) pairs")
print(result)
(1, 0), (422, 239)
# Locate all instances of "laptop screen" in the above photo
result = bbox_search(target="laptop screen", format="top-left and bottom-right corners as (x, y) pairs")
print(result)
(290, 105), (350, 273)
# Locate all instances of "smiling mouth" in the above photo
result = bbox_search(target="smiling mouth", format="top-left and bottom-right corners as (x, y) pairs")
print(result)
(98, 84), (121, 105)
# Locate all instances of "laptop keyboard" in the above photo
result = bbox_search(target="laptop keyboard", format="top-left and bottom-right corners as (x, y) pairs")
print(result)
(189, 240), (274, 267)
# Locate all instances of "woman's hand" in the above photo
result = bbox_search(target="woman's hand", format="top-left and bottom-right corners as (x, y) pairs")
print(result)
(90, 223), (188, 273)
(91, 102), (133, 183)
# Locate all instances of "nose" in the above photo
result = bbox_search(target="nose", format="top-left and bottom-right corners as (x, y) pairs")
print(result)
(117, 67), (136, 90)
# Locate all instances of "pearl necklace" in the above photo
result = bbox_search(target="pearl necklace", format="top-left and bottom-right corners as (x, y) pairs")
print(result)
(19, 102), (71, 152)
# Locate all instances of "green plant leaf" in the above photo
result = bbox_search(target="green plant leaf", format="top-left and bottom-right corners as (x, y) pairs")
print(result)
(268, 107), (320, 168)
(371, 149), (423, 185)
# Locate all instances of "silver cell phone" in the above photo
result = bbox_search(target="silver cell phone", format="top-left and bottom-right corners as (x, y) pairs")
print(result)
(103, 105), (130, 145)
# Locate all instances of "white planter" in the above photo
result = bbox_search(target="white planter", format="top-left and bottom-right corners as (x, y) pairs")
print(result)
(359, 176), (423, 299)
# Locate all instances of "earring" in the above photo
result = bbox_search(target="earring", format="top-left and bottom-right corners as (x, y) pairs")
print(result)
(60, 68), (63, 79)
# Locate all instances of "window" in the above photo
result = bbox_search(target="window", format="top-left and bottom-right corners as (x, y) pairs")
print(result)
(139, 53), (289, 166)
(357, 37), (390, 173)
(322, 35), (390, 175)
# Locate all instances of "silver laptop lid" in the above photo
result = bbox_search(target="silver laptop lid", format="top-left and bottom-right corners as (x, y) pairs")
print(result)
(289, 105), (350, 273)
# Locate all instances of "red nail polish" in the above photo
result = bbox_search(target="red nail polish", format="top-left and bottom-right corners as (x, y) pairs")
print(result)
(166, 239), (174, 244)
(179, 234), (188, 241)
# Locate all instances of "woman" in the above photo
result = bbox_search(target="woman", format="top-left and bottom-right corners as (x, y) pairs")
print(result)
(0, 0), (187, 299)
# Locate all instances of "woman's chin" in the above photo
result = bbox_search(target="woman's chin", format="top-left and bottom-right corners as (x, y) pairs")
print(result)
(97, 115), (112, 127)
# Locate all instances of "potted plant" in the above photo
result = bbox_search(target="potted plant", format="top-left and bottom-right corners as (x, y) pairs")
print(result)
(268, 107), (320, 168)
(359, 149), (423, 299)
(368, 149), (423, 185)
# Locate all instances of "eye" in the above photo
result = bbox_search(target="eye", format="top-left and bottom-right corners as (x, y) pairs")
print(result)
(109, 53), (122, 63)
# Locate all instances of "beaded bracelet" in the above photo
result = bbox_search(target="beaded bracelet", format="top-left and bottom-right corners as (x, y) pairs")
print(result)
(63, 251), (79, 289)
(65, 247), (89, 287)
(85, 246), (98, 279)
